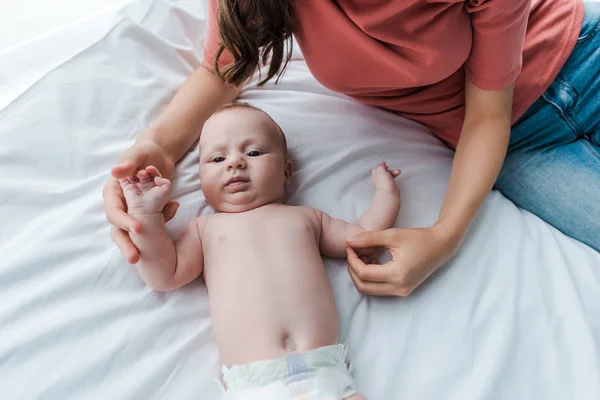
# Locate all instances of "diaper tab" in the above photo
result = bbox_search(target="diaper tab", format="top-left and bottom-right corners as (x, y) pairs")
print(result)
(287, 353), (308, 377)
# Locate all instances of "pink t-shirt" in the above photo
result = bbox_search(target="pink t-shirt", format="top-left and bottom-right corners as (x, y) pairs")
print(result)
(204, 0), (584, 148)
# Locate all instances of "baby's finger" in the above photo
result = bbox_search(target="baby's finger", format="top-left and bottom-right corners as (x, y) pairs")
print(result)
(154, 176), (171, 187)
(137, 169), (151, 182)
(146, 165), (162, 179)
(373, 161), (385, 172)
(372, 163), (385, 178)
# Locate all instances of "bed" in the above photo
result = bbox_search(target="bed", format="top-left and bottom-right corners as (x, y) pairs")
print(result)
(1, 1), (599, 399)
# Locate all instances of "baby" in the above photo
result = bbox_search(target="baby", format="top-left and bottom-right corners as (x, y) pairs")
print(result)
(121, 103), (400, 399)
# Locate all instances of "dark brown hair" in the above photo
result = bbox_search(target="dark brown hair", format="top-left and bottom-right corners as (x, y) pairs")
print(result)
(215, 0), (296, 87)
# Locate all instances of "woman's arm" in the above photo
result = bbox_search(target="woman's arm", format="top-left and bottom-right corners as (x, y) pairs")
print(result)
(436, 78), (513, 242)
(345, 78), (514, 296)
(112, 62), (240, 180)
(140, 62), (241, 166)
(345, 0), (529, 296)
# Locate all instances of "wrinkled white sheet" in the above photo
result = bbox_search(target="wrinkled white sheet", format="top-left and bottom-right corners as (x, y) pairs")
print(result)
(0, 0), (138, 110)
(1, 1), (599, 399)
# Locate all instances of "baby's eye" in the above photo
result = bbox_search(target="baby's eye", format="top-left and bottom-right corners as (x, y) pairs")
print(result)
(213, 157), (225, 163)
(247, 151), (262, 157)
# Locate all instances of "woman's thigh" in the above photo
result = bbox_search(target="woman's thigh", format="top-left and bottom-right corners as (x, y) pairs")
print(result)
(495, 2), (600, 252)
(495, 136), (600, 252)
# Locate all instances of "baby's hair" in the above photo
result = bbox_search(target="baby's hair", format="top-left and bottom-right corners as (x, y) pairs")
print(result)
(213, 102), (288, 158)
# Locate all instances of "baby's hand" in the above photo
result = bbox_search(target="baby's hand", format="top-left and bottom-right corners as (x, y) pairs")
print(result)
(372, 161), (400, 193)
(120, 166), (172, 215)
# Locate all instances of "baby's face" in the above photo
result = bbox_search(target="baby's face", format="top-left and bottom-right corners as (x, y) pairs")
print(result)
(199, 107), (292, 213)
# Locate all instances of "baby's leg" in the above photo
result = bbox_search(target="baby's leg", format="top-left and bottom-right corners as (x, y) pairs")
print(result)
(345, 394), (366, 400)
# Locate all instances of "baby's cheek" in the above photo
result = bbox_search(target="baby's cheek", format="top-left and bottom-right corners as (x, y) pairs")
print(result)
(201, 182), (223, 209)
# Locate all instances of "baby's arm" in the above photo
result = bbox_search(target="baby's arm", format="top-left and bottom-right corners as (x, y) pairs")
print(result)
(130, 215), (205, 291)
(122, 166), (204, 291)
(317, 162), (400, 258)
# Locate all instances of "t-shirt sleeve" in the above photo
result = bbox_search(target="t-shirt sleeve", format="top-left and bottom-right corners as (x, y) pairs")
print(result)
(202, 0), (234, 70)
(465, 0), (531, 90)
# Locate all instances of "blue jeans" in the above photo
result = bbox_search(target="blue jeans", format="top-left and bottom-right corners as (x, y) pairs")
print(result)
(495, 1), (600, 252)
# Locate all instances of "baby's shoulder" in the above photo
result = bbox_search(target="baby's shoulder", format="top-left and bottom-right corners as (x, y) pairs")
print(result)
(281, 204), (314, 214)
(282, 205), (321, 223)
(192, 213), (212, 234)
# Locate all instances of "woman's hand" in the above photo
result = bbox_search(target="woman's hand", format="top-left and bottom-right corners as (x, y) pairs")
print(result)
(103, 140), (179, 264)
(345, 224), (461, 296)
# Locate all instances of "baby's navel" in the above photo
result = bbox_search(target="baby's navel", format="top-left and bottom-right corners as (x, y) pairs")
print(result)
(283, 334), (296, 352)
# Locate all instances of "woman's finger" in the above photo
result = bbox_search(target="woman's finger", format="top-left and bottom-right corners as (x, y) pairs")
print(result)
(103, 179), (141, 233)
(111, 225), (140, 264)
(347, 248), (393, 283)
(347, 266), (397, 296)
(355, 246), (377, 258)
(111, 148), (147, 179)
(346, 229), (396, 249)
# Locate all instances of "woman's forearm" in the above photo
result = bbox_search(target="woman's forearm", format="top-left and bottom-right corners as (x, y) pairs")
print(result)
(436, 115), (511, 240)
(140, 63), (241, 164)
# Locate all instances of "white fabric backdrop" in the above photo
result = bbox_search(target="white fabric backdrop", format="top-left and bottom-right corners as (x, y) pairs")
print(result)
(1, 1), (599, 399)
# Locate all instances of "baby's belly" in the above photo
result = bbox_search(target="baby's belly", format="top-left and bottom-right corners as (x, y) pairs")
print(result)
(204, 249), (339, 367)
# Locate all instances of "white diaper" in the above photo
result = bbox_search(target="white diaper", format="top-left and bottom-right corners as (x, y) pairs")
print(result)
(220, 344), (358, 400)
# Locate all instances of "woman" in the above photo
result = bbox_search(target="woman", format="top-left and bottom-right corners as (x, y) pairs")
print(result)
(104, 0), (599, 297)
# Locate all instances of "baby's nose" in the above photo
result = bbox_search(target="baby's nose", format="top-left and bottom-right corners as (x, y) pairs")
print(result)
(227, 156), (246, 170)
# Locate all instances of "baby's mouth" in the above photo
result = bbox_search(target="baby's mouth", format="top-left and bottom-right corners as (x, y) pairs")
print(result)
(225, 176), (250, 188)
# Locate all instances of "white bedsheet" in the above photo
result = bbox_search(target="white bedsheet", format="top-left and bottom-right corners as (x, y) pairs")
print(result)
(1, 1), (599, 399)
(0, 0), (140, 111)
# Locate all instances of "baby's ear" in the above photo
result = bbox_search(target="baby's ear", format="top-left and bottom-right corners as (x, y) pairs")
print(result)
(284, 160), (293, 184)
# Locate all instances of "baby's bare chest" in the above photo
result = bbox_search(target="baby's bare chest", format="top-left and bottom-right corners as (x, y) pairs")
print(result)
(203, 206), (318, 252)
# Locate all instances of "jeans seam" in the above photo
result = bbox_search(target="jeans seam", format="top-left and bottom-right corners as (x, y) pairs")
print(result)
(541, 93), (581, 137)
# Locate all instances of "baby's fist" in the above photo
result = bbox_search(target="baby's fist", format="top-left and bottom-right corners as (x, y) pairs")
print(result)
(371, 161), (400, 193)
(120, 166), (172, 215)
